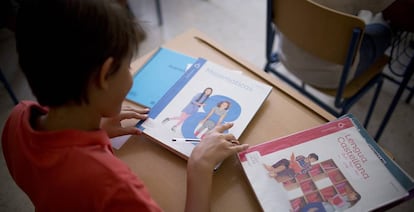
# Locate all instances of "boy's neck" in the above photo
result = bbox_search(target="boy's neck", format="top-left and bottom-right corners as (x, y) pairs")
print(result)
(36, 104), (101, 132)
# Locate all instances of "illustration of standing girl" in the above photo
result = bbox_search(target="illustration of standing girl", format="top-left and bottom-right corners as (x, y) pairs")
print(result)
(162, 87), (213, 131)
(194, 100), (231, 138)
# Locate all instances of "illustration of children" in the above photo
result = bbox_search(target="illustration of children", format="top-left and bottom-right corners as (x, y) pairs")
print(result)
(162, 87), (213, 132)
(194, 100), (231, 138)
(264, 152), (319, 179)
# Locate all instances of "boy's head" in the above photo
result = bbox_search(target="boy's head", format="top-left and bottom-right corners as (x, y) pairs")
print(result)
(16, 0), (145, 108)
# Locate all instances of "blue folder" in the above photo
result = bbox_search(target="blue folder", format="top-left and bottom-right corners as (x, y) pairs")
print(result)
(126, 48), (196, 107)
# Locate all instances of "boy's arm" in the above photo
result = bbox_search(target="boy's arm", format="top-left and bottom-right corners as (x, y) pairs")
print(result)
(185, 158), (213, 212)
(185, 123), (248, 212)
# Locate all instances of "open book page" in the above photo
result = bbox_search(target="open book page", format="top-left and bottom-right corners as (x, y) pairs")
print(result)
(137, 58), (272, 159)
(238, 116), (410, 212)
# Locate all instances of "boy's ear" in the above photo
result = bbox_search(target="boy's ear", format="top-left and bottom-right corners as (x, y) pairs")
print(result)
(98, 57), (114, 89)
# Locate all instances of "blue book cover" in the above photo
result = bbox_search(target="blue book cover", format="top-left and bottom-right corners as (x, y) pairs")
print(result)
(126, 47), (196, 107)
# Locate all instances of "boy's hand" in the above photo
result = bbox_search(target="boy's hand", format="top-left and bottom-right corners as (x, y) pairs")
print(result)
(185, 123), (249, 212)
(189, 123), (249, 171)
(100, 106), (149, 138)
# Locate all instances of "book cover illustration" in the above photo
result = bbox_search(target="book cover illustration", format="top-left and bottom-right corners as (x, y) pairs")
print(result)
(137, 58), (272, 159)
(238, 117), (409, 212)
(126, 47), (196, 107)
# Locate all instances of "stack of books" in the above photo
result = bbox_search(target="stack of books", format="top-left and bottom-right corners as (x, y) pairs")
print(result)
(126, 47), (272, 160)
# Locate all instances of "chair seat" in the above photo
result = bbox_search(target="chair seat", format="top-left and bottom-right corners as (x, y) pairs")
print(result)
(315, 55), (389, 98)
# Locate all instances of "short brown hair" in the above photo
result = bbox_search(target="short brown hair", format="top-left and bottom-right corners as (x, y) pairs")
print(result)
(16, 0), (145, 106)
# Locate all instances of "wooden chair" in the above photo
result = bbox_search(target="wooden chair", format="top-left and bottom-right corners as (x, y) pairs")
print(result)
(264, 0), (388, 127)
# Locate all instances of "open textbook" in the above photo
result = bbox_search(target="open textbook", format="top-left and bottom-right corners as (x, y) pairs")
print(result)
(238, 114), (414, 212)
(136, 57), (272, 159)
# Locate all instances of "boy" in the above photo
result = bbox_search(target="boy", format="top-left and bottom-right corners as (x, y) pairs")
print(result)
(1, 0), (248, 211)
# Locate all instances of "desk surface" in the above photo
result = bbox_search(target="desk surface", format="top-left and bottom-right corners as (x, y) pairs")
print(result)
(114, 28), (335, 212)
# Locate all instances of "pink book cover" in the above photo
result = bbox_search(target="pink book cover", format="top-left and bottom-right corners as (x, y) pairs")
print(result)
(238, 116), (409, 211)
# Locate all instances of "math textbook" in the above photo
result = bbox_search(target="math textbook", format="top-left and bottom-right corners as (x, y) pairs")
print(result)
(136, 58), (272, 159)
(238, 114), (414, 212)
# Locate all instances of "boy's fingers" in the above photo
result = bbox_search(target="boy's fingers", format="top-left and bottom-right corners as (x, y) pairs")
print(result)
(229, 139), (239, 145)
(113, 127), (142, 137)
(122, 106), (150, 114)
(118, 112), (148, 120)
(215, 122), (233, 132)
(225, 134), (237, 142)
(124, 127), (142, 135)
(231, 144), (249, 152)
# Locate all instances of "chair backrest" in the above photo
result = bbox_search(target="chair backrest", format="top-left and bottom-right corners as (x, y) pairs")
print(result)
(272, 0), (365, 65)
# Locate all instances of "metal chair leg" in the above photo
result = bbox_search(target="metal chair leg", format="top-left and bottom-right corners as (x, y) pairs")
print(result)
(406, 89), (413, 103)
(155, 0), (163, 26)
(0, 68), (19, 105)
(364, 78), (383, 129)
(375, 56), (414, 141)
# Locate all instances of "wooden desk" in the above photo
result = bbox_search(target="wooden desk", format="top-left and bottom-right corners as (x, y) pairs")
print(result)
(114, 28), (335, 212)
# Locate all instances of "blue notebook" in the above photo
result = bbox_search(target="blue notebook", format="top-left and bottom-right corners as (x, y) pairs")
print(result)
(126, 48), (196, 107)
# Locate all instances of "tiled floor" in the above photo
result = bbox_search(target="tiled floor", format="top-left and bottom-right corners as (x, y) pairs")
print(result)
(1, 0), (413, 211)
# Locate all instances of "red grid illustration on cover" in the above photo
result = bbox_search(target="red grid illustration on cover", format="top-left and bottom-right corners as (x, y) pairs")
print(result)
(265, 158), (361, 212)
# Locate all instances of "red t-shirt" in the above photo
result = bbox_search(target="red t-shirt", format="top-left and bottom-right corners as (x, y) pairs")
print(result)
(2, 101), (162, 212)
